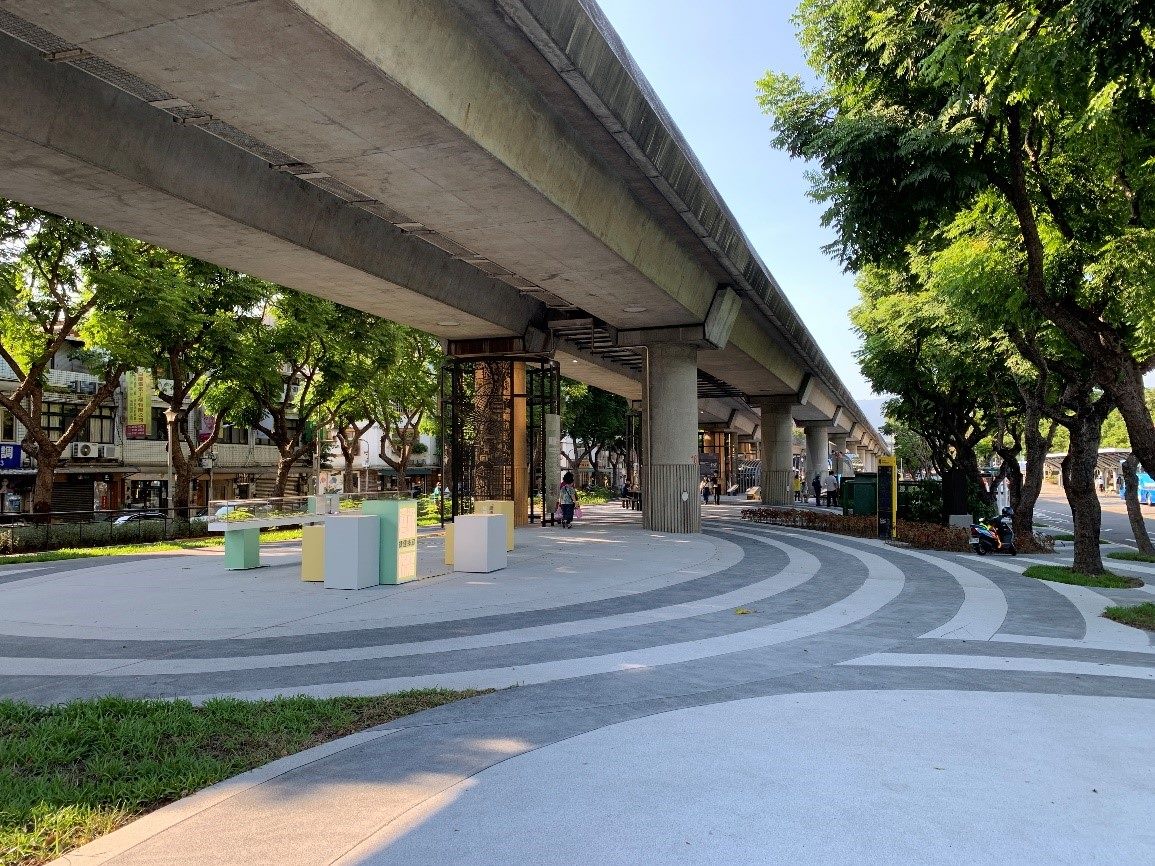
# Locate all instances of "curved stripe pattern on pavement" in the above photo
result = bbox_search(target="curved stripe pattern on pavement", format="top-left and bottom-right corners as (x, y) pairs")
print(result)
(2, 508), (1149, 865)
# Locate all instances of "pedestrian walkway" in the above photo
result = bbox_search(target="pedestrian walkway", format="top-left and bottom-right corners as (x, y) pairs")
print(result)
(2, 508), (1149, 864)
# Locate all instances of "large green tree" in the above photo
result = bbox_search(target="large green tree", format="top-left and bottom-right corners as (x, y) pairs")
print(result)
(560, 380), (628, 487)
(234, 293), (397, 497)
(0, 202), (167, 515)
(359, 328), (441, 492)
(851, 263), (1014, 520)
(93, 256), (272, 517)
(759, 0), (1155, 492)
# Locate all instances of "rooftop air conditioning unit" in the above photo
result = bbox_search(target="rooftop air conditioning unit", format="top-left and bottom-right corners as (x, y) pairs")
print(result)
(99, 444), (120, 460)
(71, 441), (98, 459)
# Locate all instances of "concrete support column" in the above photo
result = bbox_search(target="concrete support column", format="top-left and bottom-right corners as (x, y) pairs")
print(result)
(804, 425), (830, 481)
(643, 343), (700, 533)
(830, 434), (851, 478)
(857, 446), (869, 473)
(755, 398), (795, 506)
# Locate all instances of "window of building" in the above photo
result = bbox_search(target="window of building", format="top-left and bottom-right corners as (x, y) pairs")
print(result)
(216, 424), (249, 445)
(41, 403), (79, 441)
(86, 406), (117, 444)
(42, 403), (117, 444)
(0, 409), (15, 442)
(151, 407), (172, 441)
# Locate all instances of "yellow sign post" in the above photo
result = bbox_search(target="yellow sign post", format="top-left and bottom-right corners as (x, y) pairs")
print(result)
(876, 455), (898, 539)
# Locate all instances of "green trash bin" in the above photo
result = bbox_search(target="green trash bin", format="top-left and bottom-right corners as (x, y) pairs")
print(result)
(842, 474), (878, 516)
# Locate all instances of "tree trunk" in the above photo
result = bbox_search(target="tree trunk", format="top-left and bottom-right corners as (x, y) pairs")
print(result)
(1108, 360), (1155, 491)
(274, 454), (295, 498)
(1015, 420), (1052, 540)
(1061, 414), (1106, 575)
(172, 463), (195, 526)
(30, 450), (58, 519)
(1121, 454), (1155, 555)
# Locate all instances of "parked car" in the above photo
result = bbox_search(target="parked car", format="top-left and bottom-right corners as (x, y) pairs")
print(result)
(1119, 471), (1155, 505)
(113, 511), (166, 526)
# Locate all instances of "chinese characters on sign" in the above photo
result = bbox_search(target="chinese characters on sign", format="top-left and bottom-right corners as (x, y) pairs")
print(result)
(125, 369), (153, 439)
(0, 443), (21, 469)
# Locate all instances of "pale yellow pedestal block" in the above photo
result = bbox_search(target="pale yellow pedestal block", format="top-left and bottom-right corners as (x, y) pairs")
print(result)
(473, 500), (515, 551)
(301, 524), (325, 582)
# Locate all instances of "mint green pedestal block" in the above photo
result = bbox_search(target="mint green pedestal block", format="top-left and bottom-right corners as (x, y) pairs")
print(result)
(363, 499), (419, 584)
(224, 527), (260, 570)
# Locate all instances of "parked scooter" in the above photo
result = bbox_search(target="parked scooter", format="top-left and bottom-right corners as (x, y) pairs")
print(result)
(970, 507), (1017, 555)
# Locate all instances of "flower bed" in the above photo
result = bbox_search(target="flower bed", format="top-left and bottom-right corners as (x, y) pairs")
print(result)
(738, 507), (1052, 553)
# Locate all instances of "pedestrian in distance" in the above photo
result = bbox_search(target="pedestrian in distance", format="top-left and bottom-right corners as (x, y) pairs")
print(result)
(793, 471), (803, 503)
(713, 476), (721, 505)
(823, 470), (839, 507)
(700, 477), (710, 504)
(811, 473), (822, 505)
(559, 471), (578, 528)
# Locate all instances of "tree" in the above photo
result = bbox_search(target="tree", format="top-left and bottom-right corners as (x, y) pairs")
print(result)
(0, 202), (159, 515)
(93, 255), (272, 517)
(883, 420), (934, 479)
(851, 264), (1013, 520)
(560, 380), (628, 487)
(235, 293), (396, 497)
(758, 0), (1155, 501)
(362, 328), (441, 492)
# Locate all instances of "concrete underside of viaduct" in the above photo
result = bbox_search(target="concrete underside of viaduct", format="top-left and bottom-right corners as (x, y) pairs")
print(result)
(0, 0), (887, 530)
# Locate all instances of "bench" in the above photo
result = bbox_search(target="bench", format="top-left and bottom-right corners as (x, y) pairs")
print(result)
(208, 514), (328, 570)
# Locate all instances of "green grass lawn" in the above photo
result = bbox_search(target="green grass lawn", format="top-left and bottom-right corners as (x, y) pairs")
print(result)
(0, 529), (304, 567)
(1103, 602), (1155, 631)
(1107, 549), (1155, 563)
(1022, 564), (1144, 588)
(0, 690), (486, 866)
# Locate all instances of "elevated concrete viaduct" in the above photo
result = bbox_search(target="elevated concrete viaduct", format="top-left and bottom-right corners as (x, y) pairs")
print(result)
(0, 0), (886, 531)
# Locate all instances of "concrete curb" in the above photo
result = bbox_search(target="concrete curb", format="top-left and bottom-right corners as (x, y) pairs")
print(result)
(51, 727), (401, 865)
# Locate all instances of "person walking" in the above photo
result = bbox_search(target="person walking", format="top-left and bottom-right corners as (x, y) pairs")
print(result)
(811, 473), (822, 505)
(700, 477), (710, 504)
(823, 470), (839, 507)
(713, 476), (721, 505)
(559, 471), (578, 528)
(792, 471), (803, 503)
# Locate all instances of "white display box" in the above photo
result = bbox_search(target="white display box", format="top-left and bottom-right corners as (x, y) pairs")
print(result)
(453, 514), (508, 573)
(323, 515), (381, 590)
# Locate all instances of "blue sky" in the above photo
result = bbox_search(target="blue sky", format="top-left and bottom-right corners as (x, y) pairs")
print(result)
(594, 0), (875, 401)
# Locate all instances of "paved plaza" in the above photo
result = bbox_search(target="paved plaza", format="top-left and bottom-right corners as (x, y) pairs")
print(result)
(1, 506), (1152, 864)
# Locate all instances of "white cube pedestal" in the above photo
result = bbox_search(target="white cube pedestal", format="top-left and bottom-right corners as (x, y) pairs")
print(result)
(453, 514), (508, 573)
(323, 515), (380, 590)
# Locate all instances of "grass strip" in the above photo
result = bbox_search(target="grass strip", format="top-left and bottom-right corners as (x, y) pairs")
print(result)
(1103, 602), (1155, 632)
(1022, 564), (1144, 589)
(1107, 549), (1155, 563)
(0, 690), (487, 866)
(0, 529), (304, 566)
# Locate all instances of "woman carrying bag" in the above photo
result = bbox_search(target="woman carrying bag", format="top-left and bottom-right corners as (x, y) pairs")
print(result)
(558, 471), (580, 528)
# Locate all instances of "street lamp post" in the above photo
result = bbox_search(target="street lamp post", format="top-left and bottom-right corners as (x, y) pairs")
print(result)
(163, 407), (178, 519)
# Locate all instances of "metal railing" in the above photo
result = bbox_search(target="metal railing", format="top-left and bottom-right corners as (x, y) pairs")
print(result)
(0, 507), (212, 554)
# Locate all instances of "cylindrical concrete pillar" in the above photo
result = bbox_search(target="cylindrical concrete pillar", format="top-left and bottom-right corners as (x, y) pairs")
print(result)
(643, 343), (700, 533)
(857, 446), (869, 473)
(804, 425), (830, 481)
(830, 434), (851, 478)
(756, 398), (795, 506)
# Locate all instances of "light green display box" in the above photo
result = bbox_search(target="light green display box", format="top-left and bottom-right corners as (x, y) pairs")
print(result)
(363, 499), (419, 584)
(223, 527), (260, 570)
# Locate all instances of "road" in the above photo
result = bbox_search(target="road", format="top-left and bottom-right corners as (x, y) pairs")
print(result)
(1034, 485), (1155, 547)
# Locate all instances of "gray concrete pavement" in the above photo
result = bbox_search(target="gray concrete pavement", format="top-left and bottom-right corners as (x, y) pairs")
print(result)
(1, 505), (1149, 864)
